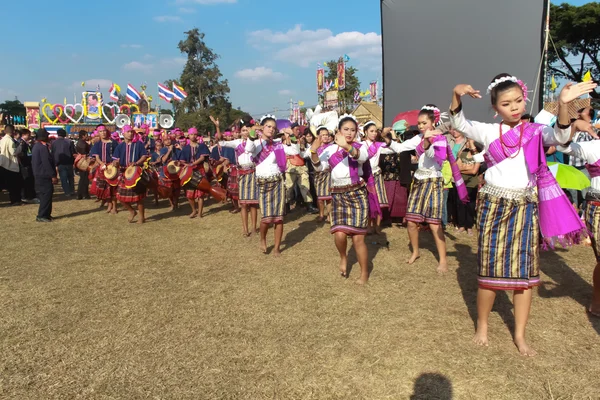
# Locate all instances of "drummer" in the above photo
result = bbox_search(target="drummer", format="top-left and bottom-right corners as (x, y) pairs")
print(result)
(112, 125), (149, 224)
(89, 124), (118, 213)
(159, 134), (182, 211)
(178, 127), (210, 218)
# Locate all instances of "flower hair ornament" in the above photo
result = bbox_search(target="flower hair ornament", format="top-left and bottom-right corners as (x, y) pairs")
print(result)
(486, 76), (529, 102)
(259, 114), (276, 124)
(421, 105), (441, 125)
(338, 113), (358, 124)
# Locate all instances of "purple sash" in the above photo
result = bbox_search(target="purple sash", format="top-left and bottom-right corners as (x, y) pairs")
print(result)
(256, 140), (286, 173)
(329, 143), (381, 218)
(367, 141), (386, 159)
(485, 122), (586, 248)
(586, 159), (600, 178)
(317, 143), (331, 156)
(416, 135), (469, 204)
(235, 141), (246, 159)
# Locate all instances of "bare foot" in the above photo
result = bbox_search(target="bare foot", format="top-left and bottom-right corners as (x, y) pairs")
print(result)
(272, 249), (282, 257)
(437, 261), (449, 274)
(355, 278), (368, 285)
(110, 210), (118, 215)
(198, 212), (203, 218)
(260, 242), (267, 254)
(514, 337), (537, 357)
(106, 205), (112, 214)
(243, 231), (250, 237)
(128, 211), (137, 223)
(189, 212), (198, 219)
(137, 217), (145, 224)
(168, 206), (175, 212)
(339, 258), (348, 277)
(473, 325), (489, 347)
(407, 253), (420, 264)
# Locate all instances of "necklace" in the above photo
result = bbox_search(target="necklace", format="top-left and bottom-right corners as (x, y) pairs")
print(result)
(499, 122), (524, 159)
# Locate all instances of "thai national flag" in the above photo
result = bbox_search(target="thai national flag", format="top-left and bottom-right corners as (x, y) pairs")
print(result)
(109, 84), (119, 101)
(126, 83), (142, 104)
(172, 83), (187, 101)
(158, 82), (175, 103)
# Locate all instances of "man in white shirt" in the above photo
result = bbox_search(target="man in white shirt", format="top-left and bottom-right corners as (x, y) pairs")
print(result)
(0, 124), (23, 205)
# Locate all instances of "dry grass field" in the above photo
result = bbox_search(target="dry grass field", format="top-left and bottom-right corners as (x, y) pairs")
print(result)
(1, 189), (599, 399)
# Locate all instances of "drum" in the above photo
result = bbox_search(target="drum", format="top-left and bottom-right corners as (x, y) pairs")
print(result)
(123, 165), (151, 192)
(74, 155), (90, 171)
(104, 165), (120, 187)
(179, 166), (203, 191)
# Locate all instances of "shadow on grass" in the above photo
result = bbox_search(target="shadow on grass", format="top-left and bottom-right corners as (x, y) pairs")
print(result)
(454, 243), (516, 333)
(345, 231), (389, 279)
(410, 372), (453, 400)
(538, 248), (600, 335)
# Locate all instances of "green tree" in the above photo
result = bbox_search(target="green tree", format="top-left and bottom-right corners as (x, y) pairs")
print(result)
(0, 100), (26, 117)
(549, 2), (600, 98)
(324, 58), (361, 113)
(167, 28), (252, 135)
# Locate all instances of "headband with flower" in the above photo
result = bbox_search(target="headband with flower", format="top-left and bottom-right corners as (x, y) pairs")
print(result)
(486, 76), (529, 102)
(260, 114), (276, 124)
(421, 105), (441, 125)
(338, 113), (358, 124)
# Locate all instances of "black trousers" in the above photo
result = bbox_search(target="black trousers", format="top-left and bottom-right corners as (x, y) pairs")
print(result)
(35, 178), (54, 219)
(22, 171), (36, 200)
(77, 170), (90, 199)
(456, 187), (478, 229)
(0, 167), (22, 204)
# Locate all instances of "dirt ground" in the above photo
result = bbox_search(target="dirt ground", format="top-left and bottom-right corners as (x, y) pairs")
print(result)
(1, 191), (599, 399)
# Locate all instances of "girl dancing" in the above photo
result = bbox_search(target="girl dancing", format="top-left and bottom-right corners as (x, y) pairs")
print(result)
(450, 74), (596, 356)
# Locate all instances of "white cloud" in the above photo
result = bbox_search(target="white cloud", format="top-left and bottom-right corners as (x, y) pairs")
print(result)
(121, 44), (143, 49)
(278, 89), (292, 96)
(153, 15), (182, 22)
(249, 24), (331, 45)
(234, 67), (284, 82)
(160, 57), (187, 67)
(70, 79), (113, 90)
(178, 7), (196, 13)
(123, 61), (154, 72)
(176, 0), (237, 4)
(248, 26), (381, 68)
(143, 54), (154, 60)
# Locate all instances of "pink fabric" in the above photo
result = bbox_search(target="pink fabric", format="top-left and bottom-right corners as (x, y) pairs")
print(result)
(587, 159), (600, 178)
(416, 135), (468, 204)
(485, 122), (586, 248)
(256, 140), (286, 173)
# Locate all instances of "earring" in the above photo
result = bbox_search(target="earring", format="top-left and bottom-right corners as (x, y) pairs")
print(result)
(493, 112), (498, 119)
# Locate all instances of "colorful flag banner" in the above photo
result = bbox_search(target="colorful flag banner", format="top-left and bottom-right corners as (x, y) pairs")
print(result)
(337, 61), (346, 90)
(158, 83), (175, 103)
(172, 83), (188, 101)
(370, 81), (378, 102)
(317, 68), (325, 94)
(126, 83), (142, 104)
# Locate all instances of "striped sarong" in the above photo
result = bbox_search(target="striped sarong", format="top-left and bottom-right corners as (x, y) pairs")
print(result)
(314, 170), (332, 201)
(238, 169), (258, 205)
(585, 201), (600, 261)
(227, 166), (239, 200)
(117, 177), (147, 203)
(257, 174), (286, 224)
(405, 177), (443, 224)
(94, 169), (115, 200)
(330, 184), (369, 235)
(373, 170), (388, 208)
(476, 191), (540, 290)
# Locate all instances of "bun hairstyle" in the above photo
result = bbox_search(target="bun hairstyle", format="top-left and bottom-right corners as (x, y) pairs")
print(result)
(488, 73), (524, 106)
(238, 120), (253, 131)
(419, 104), (441, 125)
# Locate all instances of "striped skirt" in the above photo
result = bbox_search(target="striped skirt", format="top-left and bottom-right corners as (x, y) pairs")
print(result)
(476, 190), (540, 291)
(238, 170), (259, 205)
(117, 177), (147, 203)
(373, 171), (388, 208)
(227, 166), (239, 200)
(314, 170), (332, 200)
(330, 184), (369, 235)
(94, 169), (115, 200)
(585, 201), (600, 261)
(406, 177), (443, 224)
(257, 175), (286, 224)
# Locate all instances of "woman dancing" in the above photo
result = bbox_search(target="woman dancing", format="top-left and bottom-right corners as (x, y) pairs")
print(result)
(450, 74), (596, 356)
(310, 114), (371, 283)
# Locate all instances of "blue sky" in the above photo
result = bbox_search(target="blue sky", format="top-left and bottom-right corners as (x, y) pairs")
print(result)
(0, 0), (588, 119)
